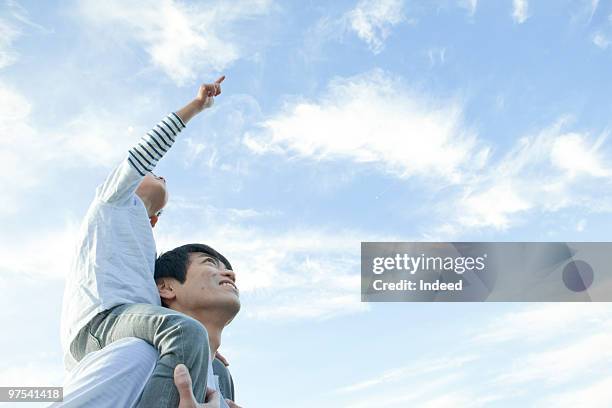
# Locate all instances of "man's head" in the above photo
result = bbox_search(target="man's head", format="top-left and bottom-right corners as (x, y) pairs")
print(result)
(135, 173), (168, 227)
(154, 244), (240, 325)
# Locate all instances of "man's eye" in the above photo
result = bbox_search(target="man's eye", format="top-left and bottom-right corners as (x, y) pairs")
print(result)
(204, 258), (217, 264)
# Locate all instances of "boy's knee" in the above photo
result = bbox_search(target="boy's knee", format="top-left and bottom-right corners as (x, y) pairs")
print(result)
(179, 318), (209, 346)
(158, 314), (209, 364)
(176, 318), (209, 370)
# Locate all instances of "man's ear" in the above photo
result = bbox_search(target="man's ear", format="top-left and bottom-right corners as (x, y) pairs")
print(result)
(150, 215), (159, 228)
(157, 278), (176, 304)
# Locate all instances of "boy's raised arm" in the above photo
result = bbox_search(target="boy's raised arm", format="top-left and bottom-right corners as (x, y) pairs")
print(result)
(96, 77), (225, 204)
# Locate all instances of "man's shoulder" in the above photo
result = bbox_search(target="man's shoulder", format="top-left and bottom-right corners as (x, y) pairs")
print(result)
(213, 358), (235, 401)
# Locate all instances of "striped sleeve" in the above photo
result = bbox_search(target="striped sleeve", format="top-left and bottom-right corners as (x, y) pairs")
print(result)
(127, 112), (186, 176)
(95, 112), (186, 204)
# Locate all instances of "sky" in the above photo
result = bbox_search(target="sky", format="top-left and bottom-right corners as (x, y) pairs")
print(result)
(1, 0), (612, 406)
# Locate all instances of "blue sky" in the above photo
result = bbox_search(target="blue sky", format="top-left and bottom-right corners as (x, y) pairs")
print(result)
(1, 0), (612, 406)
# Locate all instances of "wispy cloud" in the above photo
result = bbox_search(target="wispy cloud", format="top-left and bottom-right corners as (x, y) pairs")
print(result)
(346, 0), (405, 54)
(459, 0), (478, 16)
(0, 82), (45, 216)
(512, 0), (529, 24)
(0, 0), (49, 69)
(342, 373), (470, 408)
(592, 32), (610, 48)
(447, 120), (612, 231)
(336, 355), (478, 394)
(493, 332), (612, 386)
(0, 359), (63, 388)
(0, 85), (157, 217)
(244, 71), (612, 233)
(0, 222), (79, 280)
(537, 376), (612, 408)
(76, 0), (274, 85)
(471, 303), (611, 344)
(0, 16), (19, 69)
(338, 368), (504, 408)
(244, 69), (486, 184)
(427, 47), (447, 66)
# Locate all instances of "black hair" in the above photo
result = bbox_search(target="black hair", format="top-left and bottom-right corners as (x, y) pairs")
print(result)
(155, 243), (232, 284)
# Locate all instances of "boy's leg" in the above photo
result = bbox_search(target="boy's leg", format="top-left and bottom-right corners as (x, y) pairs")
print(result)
(71, 303), (209, 407)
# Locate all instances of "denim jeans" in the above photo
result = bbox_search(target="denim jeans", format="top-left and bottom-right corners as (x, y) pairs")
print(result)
(70, 303), (210, 408)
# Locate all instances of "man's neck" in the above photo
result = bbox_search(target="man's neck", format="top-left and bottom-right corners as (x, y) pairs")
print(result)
(177, 307), (230, 356)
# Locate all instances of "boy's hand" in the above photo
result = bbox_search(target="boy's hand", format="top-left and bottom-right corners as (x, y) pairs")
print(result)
(215, 351), (229, 366)
(176, 76), (225, 124)
(195, 76), (225, 111)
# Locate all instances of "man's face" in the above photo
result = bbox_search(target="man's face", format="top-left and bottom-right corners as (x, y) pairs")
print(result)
(174, 252), (240, 317)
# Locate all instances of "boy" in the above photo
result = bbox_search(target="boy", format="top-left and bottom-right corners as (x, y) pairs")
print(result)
(60, 76), (225, 407)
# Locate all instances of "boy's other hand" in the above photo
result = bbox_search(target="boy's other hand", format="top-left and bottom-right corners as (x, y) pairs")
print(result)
(215, 351), (229, 366)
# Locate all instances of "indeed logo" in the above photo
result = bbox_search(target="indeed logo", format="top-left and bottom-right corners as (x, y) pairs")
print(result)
(372, 253), (487, 275)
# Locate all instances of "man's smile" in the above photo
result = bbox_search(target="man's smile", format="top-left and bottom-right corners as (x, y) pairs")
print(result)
(219, 280), (238, 293)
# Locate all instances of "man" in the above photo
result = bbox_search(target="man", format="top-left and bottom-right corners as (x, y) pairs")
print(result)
(55, 243), (243, 407)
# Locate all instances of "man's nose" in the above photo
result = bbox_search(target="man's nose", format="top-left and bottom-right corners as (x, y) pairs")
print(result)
(221, 268), (236, 282)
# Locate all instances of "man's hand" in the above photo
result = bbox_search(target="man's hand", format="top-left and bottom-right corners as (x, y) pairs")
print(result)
(175, 364), (221, 408)
(225, 399), (243, 408)
(195, 76), (225, 111)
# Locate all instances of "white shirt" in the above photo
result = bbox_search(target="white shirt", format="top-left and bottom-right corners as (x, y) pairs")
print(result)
(52, 338), (229, 408)
(60, 113), (186, 370)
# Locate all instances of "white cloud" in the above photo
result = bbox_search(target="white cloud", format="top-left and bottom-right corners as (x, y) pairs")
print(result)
(76, 0), (273, 85)
(0, 17), (20, 68)
(346, 0), (405, 54)
(592, 32), (610, 49)
(459, 0), (478, 16)
(244, 69), (486, 183)
(512, 0), (529, 24)
(449, 120), (611, 231)
(550, 131), (609, 177)
(456, 182), (531, 229)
